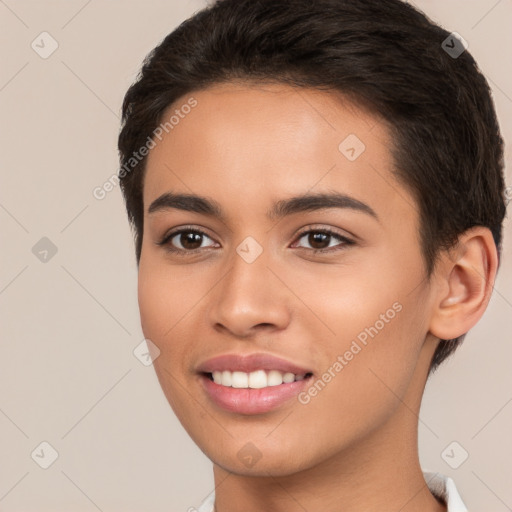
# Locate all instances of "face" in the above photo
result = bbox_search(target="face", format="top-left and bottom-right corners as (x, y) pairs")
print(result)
(138, 82), (437, 476)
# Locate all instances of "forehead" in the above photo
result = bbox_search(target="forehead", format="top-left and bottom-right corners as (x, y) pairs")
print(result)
(143, 82), (414, 224)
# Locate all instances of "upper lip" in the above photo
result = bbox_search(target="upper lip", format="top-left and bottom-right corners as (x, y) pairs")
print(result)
(197, 353), (313, 375)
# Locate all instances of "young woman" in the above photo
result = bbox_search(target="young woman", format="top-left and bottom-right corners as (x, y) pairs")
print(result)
(117, 1), (506, 510)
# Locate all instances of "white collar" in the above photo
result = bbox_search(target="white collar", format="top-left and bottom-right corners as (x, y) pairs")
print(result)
(197, 470), (468, 512)
(423, 470), (468, 511)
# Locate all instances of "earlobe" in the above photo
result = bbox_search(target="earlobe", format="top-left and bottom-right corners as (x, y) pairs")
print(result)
(429, 227), (498, 341)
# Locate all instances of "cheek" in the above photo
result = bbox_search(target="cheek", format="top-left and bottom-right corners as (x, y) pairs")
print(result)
(290, 259), (426, 422)
(317, 283), (414, 369)
(137, 264), (196, 417)
(303, 239), (427, 362)
(137, 260), (194, 388)
(137, 255), (203, 342)
(138, 270), (169, 342)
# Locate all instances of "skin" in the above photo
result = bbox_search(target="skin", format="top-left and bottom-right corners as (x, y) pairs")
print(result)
(138, 82), (497, 512)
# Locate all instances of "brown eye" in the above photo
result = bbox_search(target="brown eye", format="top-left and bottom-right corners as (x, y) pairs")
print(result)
(294, 228), (354, 253)
(157, 228), (217, 254)
(307, 232), (331, 249)
(175, 231), (205, 250)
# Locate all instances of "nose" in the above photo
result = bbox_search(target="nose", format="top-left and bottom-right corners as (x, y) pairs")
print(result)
(208, 248), (291, 338)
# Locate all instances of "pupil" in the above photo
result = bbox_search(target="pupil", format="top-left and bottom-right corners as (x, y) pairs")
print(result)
(309, 232), (329, 249)
(181, 232), (202, 249)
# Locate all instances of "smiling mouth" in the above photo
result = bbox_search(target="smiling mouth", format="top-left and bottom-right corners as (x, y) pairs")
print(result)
(203, 369), (314, 389)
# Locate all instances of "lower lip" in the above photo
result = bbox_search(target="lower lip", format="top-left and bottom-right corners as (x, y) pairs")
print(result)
(200, 374), (312, 415)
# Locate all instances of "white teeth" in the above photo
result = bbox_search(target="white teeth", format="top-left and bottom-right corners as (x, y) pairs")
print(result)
(267, 370), (284, 386)
(231, 371), (249, 388)
(248, 370), (267, 389)
(221, 370), (232, 386)
(210, 370), (308, 388)
(282, 372), (295, 384)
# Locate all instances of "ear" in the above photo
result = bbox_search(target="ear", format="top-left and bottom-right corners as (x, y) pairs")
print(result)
(429, 227), (499, 340)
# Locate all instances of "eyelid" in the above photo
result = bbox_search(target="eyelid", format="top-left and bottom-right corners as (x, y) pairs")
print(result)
(291, 225), (355, 252)
(294, 224), (355, 240)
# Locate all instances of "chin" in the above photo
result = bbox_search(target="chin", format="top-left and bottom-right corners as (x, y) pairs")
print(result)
(213, 451), (309, 478)
(195, 431), (324, 478)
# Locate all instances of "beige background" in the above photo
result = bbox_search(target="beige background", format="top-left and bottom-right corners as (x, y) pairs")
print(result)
(1, 1), (511, 510)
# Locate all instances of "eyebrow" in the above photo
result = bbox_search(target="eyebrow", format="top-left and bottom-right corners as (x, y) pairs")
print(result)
(147, 191), (378, 222)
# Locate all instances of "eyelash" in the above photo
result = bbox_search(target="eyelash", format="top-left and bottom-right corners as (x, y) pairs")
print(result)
(156, 225), (354, 256)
